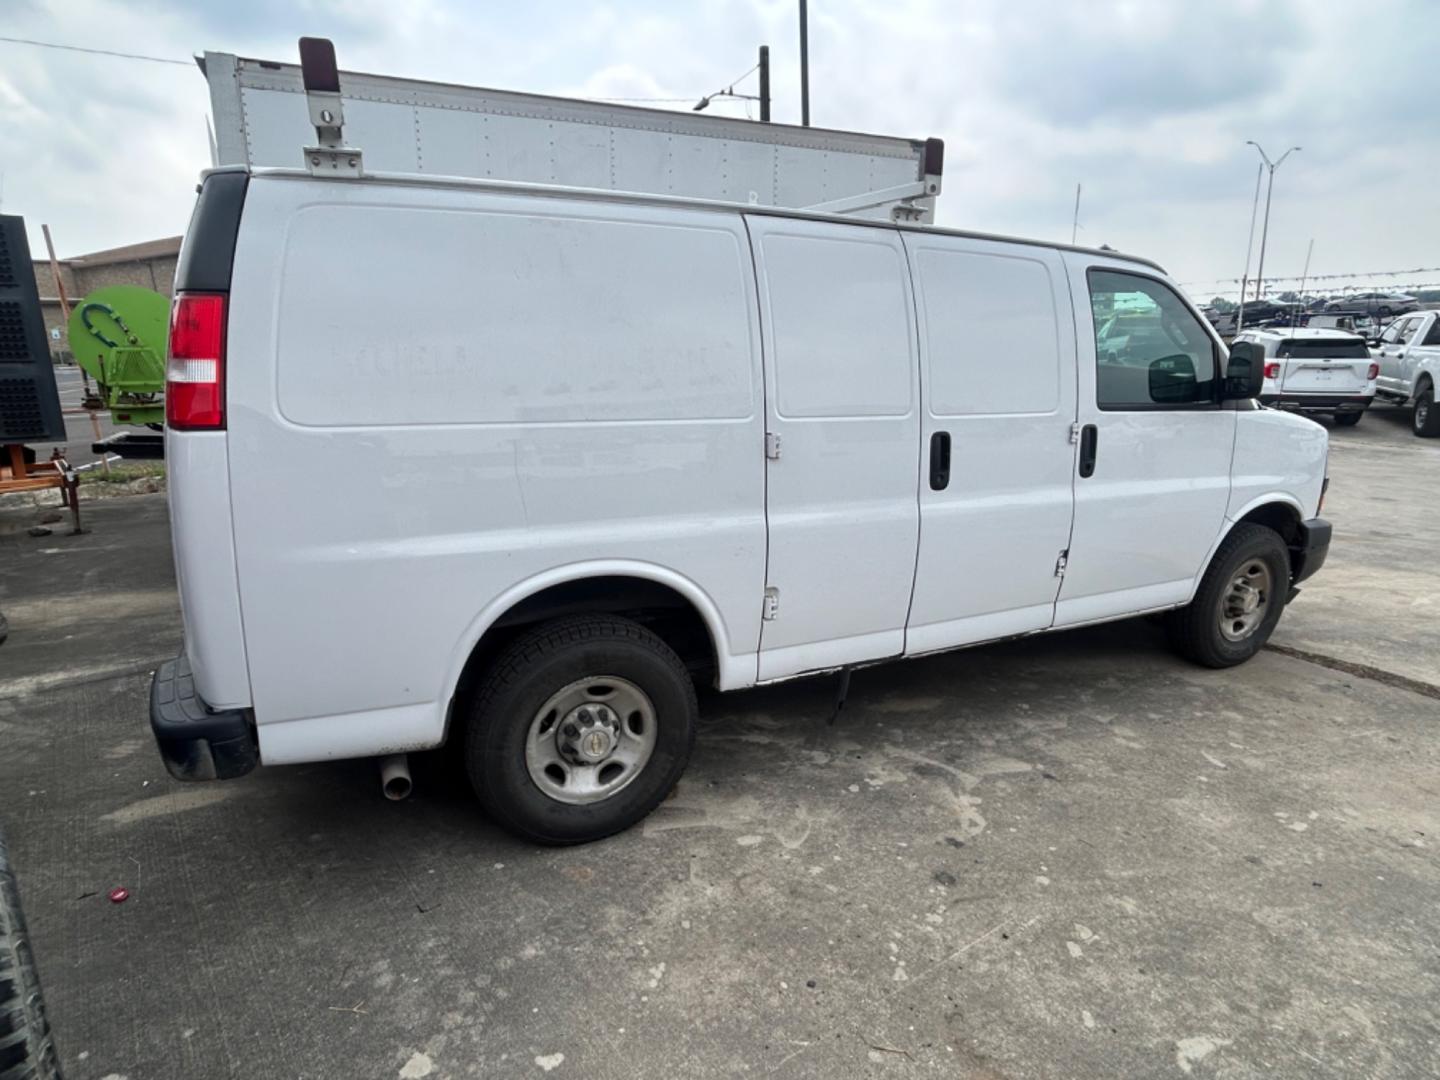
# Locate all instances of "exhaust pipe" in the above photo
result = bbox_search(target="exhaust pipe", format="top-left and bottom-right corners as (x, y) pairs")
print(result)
(379, 754), (412, 801)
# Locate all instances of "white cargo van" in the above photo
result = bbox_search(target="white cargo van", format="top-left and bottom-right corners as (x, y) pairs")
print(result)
(151, 41), (1332, 843)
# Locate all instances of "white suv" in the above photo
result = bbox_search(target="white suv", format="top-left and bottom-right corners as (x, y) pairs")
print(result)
(1232, 327), (1377, 426)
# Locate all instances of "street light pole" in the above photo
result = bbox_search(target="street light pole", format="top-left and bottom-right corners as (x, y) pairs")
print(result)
(1246, 141), (1301, 304)
(799, 0), (810, 126)
(1235, 161), (1263, 332)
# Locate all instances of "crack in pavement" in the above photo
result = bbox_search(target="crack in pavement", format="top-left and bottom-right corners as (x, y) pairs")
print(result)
(1264, 642), (1440, 702)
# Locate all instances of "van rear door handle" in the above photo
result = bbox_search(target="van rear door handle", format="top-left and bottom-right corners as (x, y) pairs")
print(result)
(1078, 424), (1098, 478)
(929, 431), (951, 490)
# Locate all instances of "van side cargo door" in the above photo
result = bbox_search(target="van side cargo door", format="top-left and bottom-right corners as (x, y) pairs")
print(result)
(745, 216), (921, 682)
(900, 234), (1078, 652)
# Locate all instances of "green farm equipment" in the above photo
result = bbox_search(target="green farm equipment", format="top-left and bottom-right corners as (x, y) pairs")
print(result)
(67, 285), (169, 428)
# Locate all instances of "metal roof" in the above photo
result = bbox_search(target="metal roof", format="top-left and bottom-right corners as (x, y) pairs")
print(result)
(230, 164), (1167, 274)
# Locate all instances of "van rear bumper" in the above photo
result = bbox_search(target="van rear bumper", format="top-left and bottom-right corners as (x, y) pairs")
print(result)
(1260, 393), (1371, 413)
(150, 653), (258, 781)
(1291, 517), (1332, 585)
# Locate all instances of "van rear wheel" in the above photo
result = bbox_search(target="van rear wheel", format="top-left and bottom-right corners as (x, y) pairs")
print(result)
(464, 616), (697, 844)
(1333, 411), (1361, 427)
(1166, 524), (1290, 668)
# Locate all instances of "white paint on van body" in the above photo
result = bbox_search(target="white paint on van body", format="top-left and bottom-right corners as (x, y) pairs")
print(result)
(902, 233), (1078, 653)
(165, 428), (251, 709)
(179, 171), (1327, 765)
(1054, 253), (1237, 627)
(226, 177), (766, 756)
(746, 216), (921, 681)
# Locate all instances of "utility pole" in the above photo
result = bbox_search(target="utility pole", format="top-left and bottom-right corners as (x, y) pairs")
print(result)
(41, 224), (91, 400)
(758, 45), (770, 122)
(1236, 161), (1263, 330)
(1294, 238), (1314, 327)
(1071, 183), (1082, 245)
(799, 0), (810, 126)
(1247, 141), (1301, 305)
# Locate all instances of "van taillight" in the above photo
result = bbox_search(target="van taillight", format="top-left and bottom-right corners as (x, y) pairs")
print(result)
(166, 293), (226, 430)
(1264, 362), (1280, 380)
(1367, 362), (1379, 380)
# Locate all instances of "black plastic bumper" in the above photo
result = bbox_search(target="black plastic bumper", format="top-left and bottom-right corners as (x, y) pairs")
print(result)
(92, 430), (165, 460)
(149, 654), (258, 781)
(1260, 394), (1371, 413)
(1291, 517), (1331, 585)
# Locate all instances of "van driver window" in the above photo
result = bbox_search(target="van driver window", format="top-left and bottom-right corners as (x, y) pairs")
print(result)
(1088, 270), (1217, 409)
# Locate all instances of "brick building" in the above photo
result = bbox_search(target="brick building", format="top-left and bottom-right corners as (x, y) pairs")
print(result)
(31, 236), (180, 360)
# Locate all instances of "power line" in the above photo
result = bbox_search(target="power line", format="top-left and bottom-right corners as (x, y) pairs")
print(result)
(1182, 266), (1440, 288)
(0, 35), (191, 66)
(2, 33), (766, 114)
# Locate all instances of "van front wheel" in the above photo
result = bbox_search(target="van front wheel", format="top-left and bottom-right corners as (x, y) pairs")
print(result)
(1167, 524), (1290, 668)
(464, 616), (697, 844)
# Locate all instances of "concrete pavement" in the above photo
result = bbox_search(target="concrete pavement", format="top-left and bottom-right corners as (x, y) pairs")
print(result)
(1, 411), (1436, 1080)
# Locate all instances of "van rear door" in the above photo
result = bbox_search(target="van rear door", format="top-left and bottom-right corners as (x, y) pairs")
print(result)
(746, 216), (921, 681)
(900, 234), (1078, 652)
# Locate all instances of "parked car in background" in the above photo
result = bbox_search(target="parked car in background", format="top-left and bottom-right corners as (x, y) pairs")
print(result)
(1233, 327), (1378, 426)
(1372, 310), (1440, 437)
(1301, 313), (1358, 333)
(1325, 292), (1419, 318)
(1206, 301), (1283, 337)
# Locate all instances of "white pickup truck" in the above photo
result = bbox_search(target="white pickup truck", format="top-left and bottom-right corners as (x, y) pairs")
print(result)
(1371, 309), (1440, 437)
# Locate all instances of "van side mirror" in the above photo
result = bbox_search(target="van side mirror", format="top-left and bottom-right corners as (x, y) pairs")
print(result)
(1223, 341), (1265, 400)
(1148, 354), (1199, 404)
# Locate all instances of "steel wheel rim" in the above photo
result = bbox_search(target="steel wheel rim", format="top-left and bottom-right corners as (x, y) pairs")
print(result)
(1219, 559), (1273, 642)
(524, 676), (657, 805)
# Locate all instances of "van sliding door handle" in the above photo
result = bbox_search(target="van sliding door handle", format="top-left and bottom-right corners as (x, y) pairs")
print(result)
(929, 431), (951, 490)
(1078, 424), (1098, 478)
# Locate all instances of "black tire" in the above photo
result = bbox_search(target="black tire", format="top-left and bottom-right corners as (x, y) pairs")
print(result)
(1166, 524), (1290, 669)
(0, 835), (59, 1080)
(464, 616), (697, 845)
(1414, 383), (1440, 438)
(1333, 411), (1362, 427)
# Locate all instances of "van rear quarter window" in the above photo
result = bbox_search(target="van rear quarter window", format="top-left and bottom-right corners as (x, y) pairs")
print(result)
(273, 204), (756, 426)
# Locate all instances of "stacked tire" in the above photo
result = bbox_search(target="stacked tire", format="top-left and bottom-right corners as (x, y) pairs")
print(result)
(0, 834), (59, 1080)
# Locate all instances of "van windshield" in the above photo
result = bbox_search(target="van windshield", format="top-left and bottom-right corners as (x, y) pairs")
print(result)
(1277, 339), (1369, 360)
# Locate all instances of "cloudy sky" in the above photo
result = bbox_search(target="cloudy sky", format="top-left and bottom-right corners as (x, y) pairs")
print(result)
(3, 0), (1435, 301)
